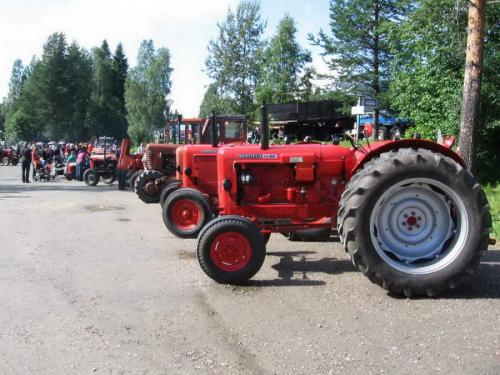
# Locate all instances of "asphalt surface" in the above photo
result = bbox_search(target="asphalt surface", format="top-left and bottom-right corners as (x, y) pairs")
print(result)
(0, 165), (499, 375)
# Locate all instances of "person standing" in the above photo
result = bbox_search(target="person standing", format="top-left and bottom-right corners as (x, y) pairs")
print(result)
(20, 142), (32, 183)
(76, 148), (88, 181)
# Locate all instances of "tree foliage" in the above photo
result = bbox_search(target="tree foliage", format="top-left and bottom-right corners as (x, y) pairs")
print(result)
(256, 14), (312, 104)
(199, 83), (236, 118)
(85, 40), (127, 139)
(125, 40), (173, 144)
(205, 0), (265, 116)
(1, 33), (129, 141)
(309, 0), (409, 99)
(388, 0), (499, 181)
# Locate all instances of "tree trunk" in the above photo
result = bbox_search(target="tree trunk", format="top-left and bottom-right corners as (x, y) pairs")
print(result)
(372, 1), (380, 140)
(458, 0), (486, 174)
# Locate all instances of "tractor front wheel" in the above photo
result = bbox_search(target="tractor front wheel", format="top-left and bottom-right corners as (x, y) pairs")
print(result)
(197, 216), (266, 284)
(163, 188), (213, 238)
(83, 169), (100, 186)
(102, 173), (115, 185)
(2, 157), (9, 166)
(134, 170), (165, 203)
(338, 148), (491, 297)
(160, 181), (181, 207)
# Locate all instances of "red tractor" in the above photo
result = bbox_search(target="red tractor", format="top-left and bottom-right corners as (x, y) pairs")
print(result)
(134, 115), (248, 203)
(175, 105), (492, 297)
(1, 147), (19, 166)
(116, 138), (144, 190)
(83, 149), (117, 186)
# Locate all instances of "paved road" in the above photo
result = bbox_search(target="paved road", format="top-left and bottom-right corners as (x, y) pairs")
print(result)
(0, 165), (499, 375)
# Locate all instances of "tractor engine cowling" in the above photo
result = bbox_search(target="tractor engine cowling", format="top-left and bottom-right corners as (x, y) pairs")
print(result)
(216, 144), (353, 226)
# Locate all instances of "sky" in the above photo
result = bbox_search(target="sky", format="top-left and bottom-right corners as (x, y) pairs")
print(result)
(0, 0), (331, 117)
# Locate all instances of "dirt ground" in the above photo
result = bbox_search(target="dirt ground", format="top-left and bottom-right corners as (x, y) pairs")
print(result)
(0, 165), (499, 375)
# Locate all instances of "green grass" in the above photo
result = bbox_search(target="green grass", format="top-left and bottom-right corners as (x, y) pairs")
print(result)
(484, 183), (500, 239)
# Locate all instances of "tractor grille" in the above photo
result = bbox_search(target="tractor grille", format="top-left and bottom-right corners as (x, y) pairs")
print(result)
(145, 149), (163, 170)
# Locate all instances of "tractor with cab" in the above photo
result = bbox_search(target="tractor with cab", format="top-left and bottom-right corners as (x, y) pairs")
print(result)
(134, 115), (248, 203)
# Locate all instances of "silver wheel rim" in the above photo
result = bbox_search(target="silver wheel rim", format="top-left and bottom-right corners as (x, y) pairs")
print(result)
(369, 178), (469, 275)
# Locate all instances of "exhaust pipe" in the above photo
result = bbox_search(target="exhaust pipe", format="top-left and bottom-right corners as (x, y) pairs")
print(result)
(176, 114), (182, 144)
(211, 111), (218, 147)
(260, 103), (269, 150)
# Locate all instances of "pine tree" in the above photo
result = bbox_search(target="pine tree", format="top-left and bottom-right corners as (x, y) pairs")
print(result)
(310, 0), (410, 133)
(38, 33), (72, 138)
(111, 43), (129, 140)
(112, 43), (128, 111)
(2, 59), (26, 136)
(66, 42), (92, 140)
(85, 40), (122, 139)
(458, 0), (487, 174)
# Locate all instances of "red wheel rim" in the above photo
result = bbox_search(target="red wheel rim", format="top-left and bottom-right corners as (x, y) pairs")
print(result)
(170, 199), (202, 231)
(210, 232), (252, 272)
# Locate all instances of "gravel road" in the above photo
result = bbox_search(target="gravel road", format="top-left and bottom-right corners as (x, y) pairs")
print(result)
(0, 165), (499, 375)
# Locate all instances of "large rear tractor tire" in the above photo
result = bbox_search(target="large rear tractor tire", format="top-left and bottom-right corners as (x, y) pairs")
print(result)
(163, 188), (213, 238)
(197, 216), (267, 284)
(83, 169), (100, 186)
(338, 148), (491, 297)
(11, 157), (18, 166)
(160, 181), (181, 207)
(134, 170), (165, 203)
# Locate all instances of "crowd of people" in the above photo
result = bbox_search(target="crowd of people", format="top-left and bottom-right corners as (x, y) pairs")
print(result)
(18, 141), (99, 183)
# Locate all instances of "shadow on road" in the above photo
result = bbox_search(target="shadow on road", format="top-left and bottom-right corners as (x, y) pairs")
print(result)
(242, 249), (500, 297)
(442, 249), (500, 299)
(240, 251), (357, 287)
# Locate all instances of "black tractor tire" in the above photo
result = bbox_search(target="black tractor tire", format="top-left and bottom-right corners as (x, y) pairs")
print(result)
(163, 188), (213, 238)
(287, 228), (332, 242)
(65, 173), (75, 181)
(159, 181), (181, 207)
(134, 170), (165, 203)
(102, 173), (115, 185)
(338, 148), (491, 297)
(83, 169), (100, 186)
(2, 157), (9, 166)
(129, 170), (143, 191)
(197, 216), (267, 284)
(11, 157), (18, 166)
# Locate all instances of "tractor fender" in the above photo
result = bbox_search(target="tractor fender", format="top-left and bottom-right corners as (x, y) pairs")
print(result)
(347, 139), (465, 179)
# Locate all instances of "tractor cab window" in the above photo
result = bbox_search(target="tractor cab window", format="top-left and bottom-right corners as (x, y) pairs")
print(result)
(204, 121), (220, 140)
(224, 121), (243, 141)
